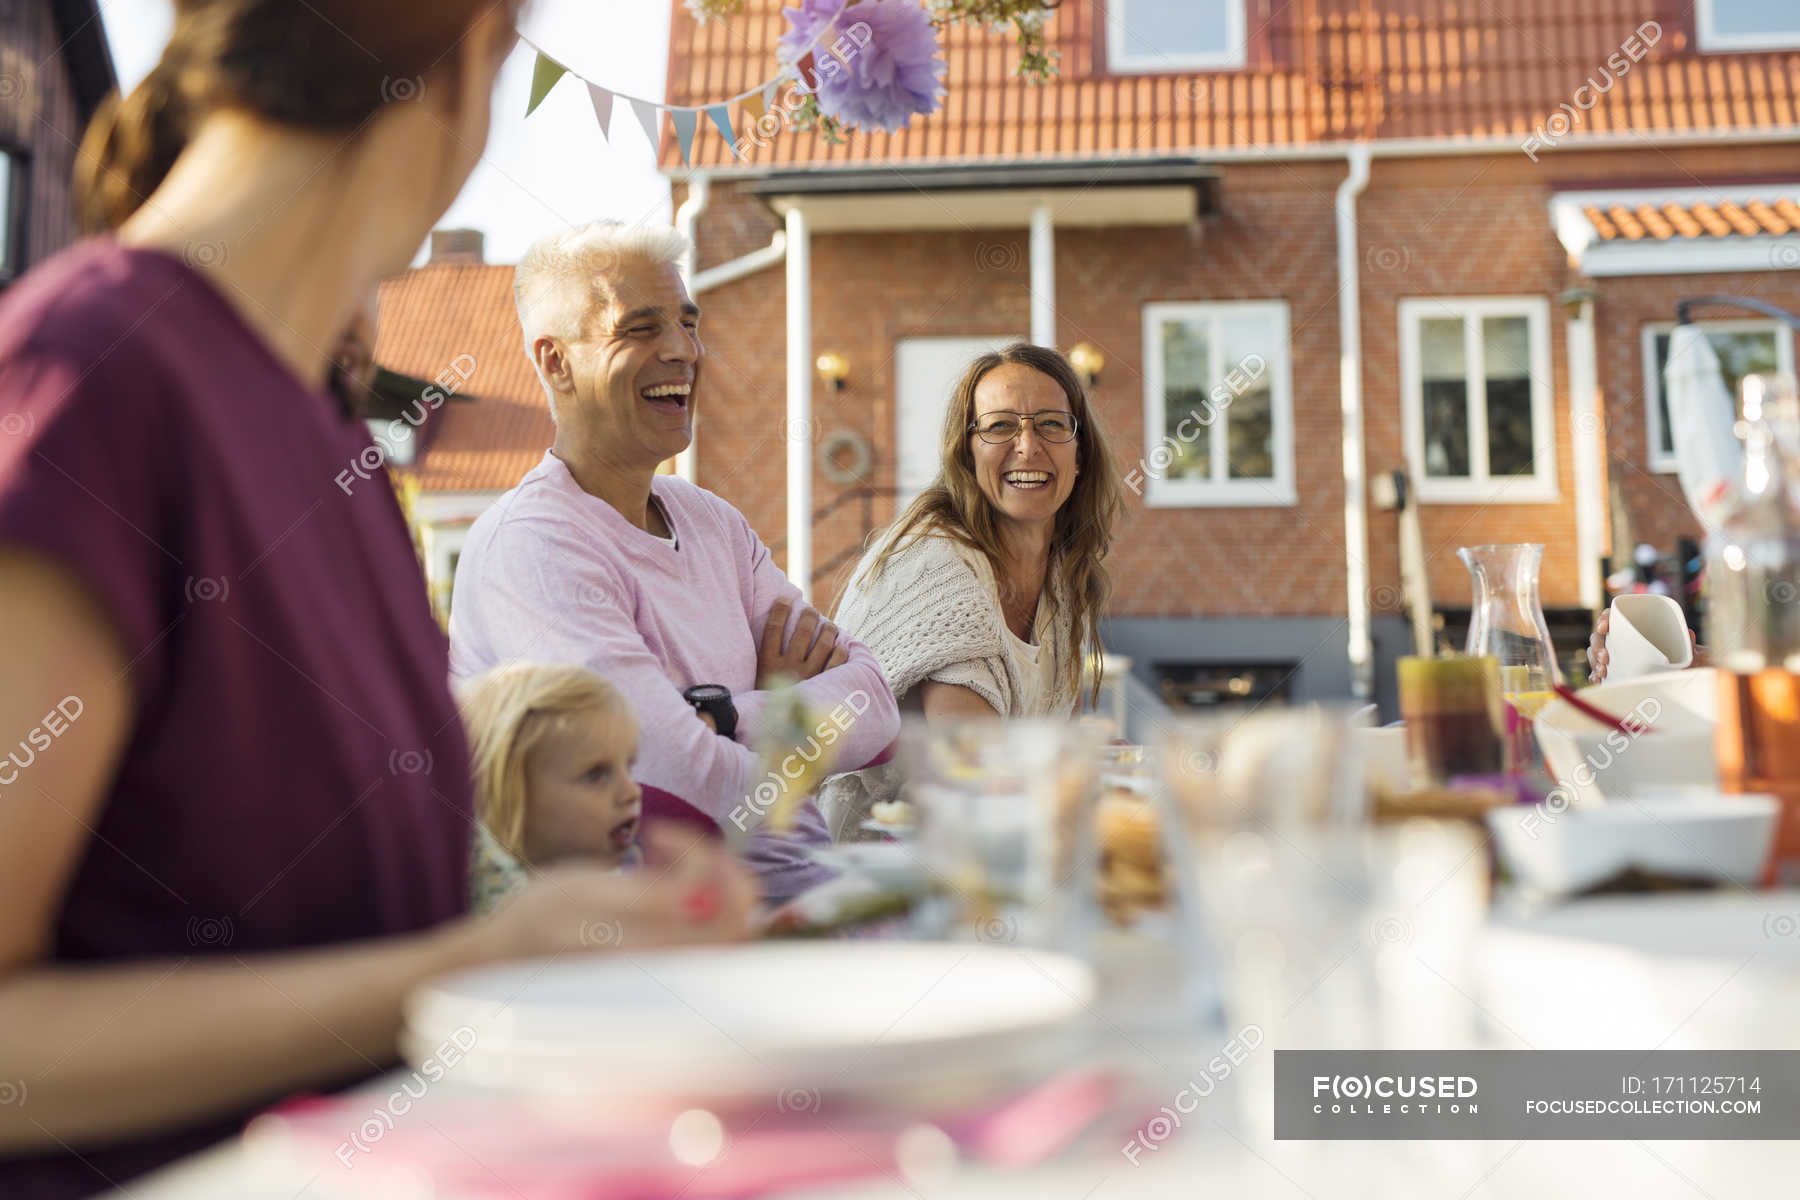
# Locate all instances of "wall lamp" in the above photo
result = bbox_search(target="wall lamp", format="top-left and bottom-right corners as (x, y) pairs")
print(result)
(1068, 342), (1105, 388)
(815, 350), (850, 392)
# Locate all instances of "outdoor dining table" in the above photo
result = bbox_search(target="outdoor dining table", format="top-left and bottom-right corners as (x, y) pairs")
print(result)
(115, 890), (1800, 1199)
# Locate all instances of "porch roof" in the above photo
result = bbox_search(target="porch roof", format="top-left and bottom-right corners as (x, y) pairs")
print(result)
(1552, 185), (1800, 276)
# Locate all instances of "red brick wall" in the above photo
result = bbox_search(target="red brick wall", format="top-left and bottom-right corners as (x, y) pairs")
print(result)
(1058, 161), (1349, 618)
(1358, 156), (1582, 610)
(684, 142), (1800, 621)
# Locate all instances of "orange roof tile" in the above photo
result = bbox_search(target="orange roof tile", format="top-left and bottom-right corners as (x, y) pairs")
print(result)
(1746, 199), (1787, 232)
(1608, 205), (1649, 240)
(1581, 193), (1800, 241)
(1690, 202), (1733, 236)
(1716, 200), (1762, 235)
(660, 0), (1800, 170)
(1637, 205), (1676, 239)
(374, 263), (551, 494)
(1662, 203), (1704, 238)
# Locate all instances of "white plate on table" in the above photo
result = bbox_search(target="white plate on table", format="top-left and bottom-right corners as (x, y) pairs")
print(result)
(811, 841), (929, 891)
(404, 942), (1094, 1103)
(860, 818), (916, 840)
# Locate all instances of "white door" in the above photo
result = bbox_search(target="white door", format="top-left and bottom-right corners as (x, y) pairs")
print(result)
(895, 335), (1023, 507)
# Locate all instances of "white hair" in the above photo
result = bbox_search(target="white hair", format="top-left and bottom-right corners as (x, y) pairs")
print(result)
(513, 220), (692, 403)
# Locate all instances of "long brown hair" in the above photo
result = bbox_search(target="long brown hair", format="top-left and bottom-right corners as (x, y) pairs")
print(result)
(74, 0), (524, 233)
(852, 343), (1124, 706)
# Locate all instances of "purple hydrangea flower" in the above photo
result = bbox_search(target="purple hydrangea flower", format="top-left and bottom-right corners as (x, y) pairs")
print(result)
(778, 0), (850, 65)
(782, 0), (947, 134)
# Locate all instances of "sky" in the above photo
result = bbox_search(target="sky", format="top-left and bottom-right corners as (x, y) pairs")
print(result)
(98, 0), (677, 266)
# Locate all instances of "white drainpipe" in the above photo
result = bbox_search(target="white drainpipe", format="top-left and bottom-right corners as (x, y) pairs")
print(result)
(785, 204), (813, 600)
(694, 232), (786, 293)
(671, 174), (712, 483)
(1566, 295), (1605, 609)
(1030, 199), (1055, 347)
(1336, 145), (1374, 700)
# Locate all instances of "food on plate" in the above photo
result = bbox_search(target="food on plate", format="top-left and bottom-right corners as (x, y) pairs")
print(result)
(869, 798), (916, 827)
(1096, 789), (1167, 925)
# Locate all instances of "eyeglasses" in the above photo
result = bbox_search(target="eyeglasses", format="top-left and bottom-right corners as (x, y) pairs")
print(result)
(968, 410), (1079, 445)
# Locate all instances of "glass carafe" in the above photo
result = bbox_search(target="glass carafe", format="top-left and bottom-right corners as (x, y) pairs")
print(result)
(1707, 375), (1800, 673)
(1708, 374), (1800, 881)
(1459, 544), (1561, 767)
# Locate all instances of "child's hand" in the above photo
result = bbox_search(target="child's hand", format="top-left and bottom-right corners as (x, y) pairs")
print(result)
(471, 826), (754, 960)
(1586, 606), (1699, 683)
(1586, 607), (1611, 683)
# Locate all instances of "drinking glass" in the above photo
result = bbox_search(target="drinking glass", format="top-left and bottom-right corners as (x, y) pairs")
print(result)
(899, 717), (1102, 950)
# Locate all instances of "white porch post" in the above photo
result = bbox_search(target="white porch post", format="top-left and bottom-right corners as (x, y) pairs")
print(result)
(1029, 200), (1055, 348)
(1336, 146), (1374, 700)
(785, 205), (813, 600)
(672, 175), (710, 483)
(1567, 297), (1605, 610)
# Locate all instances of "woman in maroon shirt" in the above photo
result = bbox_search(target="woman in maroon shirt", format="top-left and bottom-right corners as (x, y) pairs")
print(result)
(0, 3), (751, 1196)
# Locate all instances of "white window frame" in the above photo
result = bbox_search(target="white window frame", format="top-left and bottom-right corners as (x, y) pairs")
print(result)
(1108, 0), (1246, 73)
(1141, 300), (1295, 508)
(1695, 0), (1800, 52)
(1641, 318), (1796, 474)
(365, 417), (419, 466)
(1399, 296), (1558, 504)
(0, 151), (18, 282)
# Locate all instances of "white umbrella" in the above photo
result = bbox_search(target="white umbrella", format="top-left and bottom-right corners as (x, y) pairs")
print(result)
(1663, 323), (1743, 533)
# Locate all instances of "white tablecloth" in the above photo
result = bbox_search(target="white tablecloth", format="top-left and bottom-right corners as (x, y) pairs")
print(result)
(115, 892), (1800, 1199)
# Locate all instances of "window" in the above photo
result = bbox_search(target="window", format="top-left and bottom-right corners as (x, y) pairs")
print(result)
(1140, 300), (1294, 507)
(1697, 0), (1800, 51)
(1399, 298), (1556, 503)
(1642, 320), (1795, 473)
(365, 418), (418, 466)
(0, 150), (21, 283)
(1108, 0), (1245, 72)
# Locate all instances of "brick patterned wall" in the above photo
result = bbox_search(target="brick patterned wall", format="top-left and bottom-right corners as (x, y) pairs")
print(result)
(1358, 155), (1582, 611)
(685, 142), (1800, 622)
(1058, 161), (1350, 618)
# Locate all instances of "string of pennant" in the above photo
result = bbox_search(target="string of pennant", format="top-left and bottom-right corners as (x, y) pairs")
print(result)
(519, 2), (853, 164)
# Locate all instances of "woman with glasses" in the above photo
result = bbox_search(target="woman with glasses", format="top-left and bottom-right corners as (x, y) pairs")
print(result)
(820, 344), (1123, 838)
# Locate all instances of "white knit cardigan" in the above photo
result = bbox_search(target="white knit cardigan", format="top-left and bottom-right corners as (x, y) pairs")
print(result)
(819, 530), (1079, 839)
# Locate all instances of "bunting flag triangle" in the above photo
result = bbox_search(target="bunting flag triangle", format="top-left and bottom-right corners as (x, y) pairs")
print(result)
(630, 97), (661, 149)
(739, 88), (766, 126)
(527, 52), (566, 116)
(705, 104), (736, 157)
(588, 83), (614, 142)
(671, 108), (698, 164)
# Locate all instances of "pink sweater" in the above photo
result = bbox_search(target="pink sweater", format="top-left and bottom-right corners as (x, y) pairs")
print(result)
(448, 452), (900, 900)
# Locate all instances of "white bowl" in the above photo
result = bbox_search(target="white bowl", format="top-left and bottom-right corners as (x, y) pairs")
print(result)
(1486, 790), (1777, 896)
(1534, 668), (1718, 807)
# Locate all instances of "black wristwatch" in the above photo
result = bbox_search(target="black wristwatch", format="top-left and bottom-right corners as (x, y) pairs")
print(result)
(682, 684), (738, 740)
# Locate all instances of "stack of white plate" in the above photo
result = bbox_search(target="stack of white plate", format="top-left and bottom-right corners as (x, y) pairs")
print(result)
(403, 942), (1095, 1105)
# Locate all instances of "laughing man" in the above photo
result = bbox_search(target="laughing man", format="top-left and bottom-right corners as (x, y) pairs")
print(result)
(448, 221), (899, 903)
